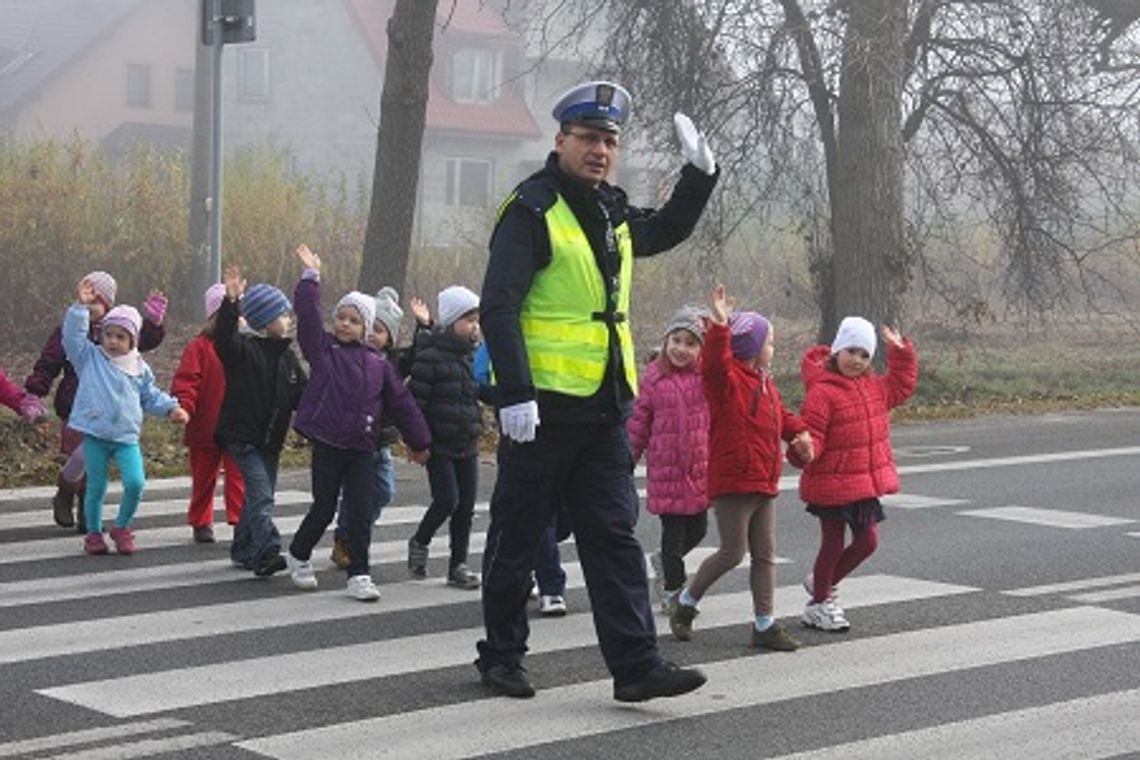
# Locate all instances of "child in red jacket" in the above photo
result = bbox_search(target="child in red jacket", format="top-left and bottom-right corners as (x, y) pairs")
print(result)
(171, 284), (246, 543)
(794, 316), (917, 632)
(627, 305), (711, 614)
(669, 285), (813, 651)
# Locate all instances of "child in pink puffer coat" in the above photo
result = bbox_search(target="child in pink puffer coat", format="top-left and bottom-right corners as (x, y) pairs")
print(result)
(627, 306), (710, 614)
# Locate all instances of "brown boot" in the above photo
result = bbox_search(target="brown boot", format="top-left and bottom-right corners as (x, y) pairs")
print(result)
(51, 476), (75, 528)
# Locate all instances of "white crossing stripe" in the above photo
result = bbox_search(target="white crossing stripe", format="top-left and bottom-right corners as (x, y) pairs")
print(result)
(0, 547), (725, 664)
(38, 574), (971, 717)
(958, 506), (1135, 529)
(1069, 584), (1140, 603)
(39, 732), (237, 759)
(764, 688), (1140, 759)
(235, 606), (1140, 760)
(879, 493), (969, 509)
(1004, 571), (1140, 597)
(0, 719), (190, 758)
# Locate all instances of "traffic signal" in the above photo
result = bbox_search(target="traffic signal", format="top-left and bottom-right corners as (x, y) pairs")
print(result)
(201, 0), (256, 46)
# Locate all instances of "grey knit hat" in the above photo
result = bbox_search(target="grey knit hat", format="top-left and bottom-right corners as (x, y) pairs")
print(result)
(373, 286), (403, 341)
(663, 305), (707, 344)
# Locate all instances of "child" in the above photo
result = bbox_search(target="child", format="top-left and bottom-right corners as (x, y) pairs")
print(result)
(213, 268), (307, 577)
(794, 316), (917, 631)
(669, 285), (813, 651)
(627, 306), (711, 615)
(61, 280), (188, 555)
(286, 244), (430, 602)
(25, 271), (167, 532)
(171, 283), (246, 544)
(406, 285), (489, 589)
(329, 286), (407, 569)
(1, 367), (45, 422)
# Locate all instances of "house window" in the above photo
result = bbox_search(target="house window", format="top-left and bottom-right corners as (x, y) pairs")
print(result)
(451, 48), (500, 104)
(174, 68), (195, 112)
(126, 63), (152, 107)
(446, 158), (493, 207)
(238, 48), (270, 101)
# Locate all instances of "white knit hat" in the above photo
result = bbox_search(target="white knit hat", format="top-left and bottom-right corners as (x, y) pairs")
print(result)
(335, 291), (376, 342)
(437, 285), (480, 328)
(373, 286), (403, 340)
(831, 316), (877, 358)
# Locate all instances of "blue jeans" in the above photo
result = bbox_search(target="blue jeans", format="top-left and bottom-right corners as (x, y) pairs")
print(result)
(334, 447), (395, 539)
(82, 436), (145, 531)
(226, 443), (281, 569)
(535, 524), (565, 596)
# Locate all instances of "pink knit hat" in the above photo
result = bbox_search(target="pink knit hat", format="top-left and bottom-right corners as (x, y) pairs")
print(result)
(204, 283), (226, 319)
(85, 271), (117, 310)
(102, 305), (142, 347)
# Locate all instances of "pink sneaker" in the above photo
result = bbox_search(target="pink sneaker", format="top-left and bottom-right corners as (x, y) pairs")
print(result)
(84, 532), (108, 555)
(108, 526), (136, 555)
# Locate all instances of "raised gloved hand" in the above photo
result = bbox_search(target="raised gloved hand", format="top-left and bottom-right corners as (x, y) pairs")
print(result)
(498, 400), (540, 443)
(18, 394), (45, 423)
(674, 112), (716, 175)
(143, 290), (168, 325)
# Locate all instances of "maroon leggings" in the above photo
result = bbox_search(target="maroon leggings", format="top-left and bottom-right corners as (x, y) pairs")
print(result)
(811, 517), (878, 603)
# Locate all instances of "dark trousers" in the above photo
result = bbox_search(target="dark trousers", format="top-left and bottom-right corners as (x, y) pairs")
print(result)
(289, 440), (377, 577)
(535, 524), (565, 596)
(477, 423), (660, 687)
(659, 512), (708, 592)
(413, 454), (479, 568)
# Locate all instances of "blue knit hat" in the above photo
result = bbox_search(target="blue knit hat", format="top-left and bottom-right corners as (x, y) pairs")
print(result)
(242, 284), (291, 331)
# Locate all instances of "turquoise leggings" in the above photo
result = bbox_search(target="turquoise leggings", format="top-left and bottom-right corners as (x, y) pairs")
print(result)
(83, 435), (146, 532)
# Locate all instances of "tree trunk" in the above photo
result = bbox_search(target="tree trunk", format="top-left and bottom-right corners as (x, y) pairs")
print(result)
(359, 0), (439, 296)
(825, 0), (908, 345)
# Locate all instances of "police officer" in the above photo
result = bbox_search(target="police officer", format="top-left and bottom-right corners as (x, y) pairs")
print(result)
(476, 81), (719, 701)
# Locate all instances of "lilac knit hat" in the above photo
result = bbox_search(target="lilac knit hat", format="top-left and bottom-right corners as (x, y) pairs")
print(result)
(728, 311), (771, 360)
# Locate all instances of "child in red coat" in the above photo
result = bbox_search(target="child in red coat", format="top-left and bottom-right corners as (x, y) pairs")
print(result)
(793, 316), (917, 632)
(669, 285), (813, 651)
(171, 284), (245, 543)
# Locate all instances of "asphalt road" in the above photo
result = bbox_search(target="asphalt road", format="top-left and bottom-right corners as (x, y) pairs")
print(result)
(0, 408), (1137, 759)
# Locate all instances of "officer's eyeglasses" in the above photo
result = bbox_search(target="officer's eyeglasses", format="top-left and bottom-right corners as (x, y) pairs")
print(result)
(566, 130), (620, 151)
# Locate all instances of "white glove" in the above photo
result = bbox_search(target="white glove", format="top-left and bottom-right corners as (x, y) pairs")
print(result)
(674, 112), (716, 175)
(499, 400), (540, 443)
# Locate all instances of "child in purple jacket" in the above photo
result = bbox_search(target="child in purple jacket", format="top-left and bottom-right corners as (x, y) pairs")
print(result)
(285, 244), (431, 602)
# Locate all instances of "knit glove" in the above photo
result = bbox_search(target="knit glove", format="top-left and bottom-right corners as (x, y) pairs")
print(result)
(674, 112), (716, 175)
(18, 394), (46, 423)
(498, 400), (540, 443)
(143, 291), (168, 325)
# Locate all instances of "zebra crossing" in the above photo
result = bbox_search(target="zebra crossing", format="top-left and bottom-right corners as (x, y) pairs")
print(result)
(1, 446), (1139, 760)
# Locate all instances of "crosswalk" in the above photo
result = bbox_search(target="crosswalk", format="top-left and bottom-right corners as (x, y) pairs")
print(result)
(1, 452), (1139, 760)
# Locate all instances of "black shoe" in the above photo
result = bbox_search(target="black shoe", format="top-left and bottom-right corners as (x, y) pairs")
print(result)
(480, 663), (536, 698)
(193, 525), (216, 544)
(254, 553), (287, 577)
(613, 662), (706, 703)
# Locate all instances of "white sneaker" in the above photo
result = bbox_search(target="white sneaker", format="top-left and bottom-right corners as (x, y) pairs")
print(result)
(538, 594), (567, 616)
(346, 574), (381, 601)
(285, 552), (318, 590)
(802, 600), (850, 631)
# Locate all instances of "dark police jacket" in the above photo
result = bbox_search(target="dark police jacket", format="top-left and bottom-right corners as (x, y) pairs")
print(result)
(481, 152), (717, 425)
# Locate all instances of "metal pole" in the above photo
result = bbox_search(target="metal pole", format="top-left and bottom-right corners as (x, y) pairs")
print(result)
(208, 0), (225, 283)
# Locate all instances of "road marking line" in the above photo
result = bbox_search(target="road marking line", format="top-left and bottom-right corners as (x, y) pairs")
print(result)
(764, 687), (1140, 760)
(1004, 571), (1140, 597)
(880, 494), (969, 509)
(235, 605), (1140, 760)
(1069, 584), (1140, 603)
(957, 506), (1135, 530)
(0, 719), (190, 758)
(40, 732), (237, 760)
(38, 574), (969, 717)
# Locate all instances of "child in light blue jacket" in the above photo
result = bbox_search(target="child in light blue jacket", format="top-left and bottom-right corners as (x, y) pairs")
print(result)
(63, 277), (189, 555)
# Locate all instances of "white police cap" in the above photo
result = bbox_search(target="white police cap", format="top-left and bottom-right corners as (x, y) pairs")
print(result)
(551, 81), (632, 133)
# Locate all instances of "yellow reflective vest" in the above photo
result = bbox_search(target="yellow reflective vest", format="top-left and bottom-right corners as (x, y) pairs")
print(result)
(518, 195), (638, 397)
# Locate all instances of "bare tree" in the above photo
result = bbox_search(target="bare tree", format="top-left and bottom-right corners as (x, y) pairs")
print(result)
(359, 0), (441, 295)
(510, 0), (1140, 337)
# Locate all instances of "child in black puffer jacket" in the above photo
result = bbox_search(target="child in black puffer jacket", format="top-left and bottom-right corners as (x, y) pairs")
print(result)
(407, 285), (492, 589)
